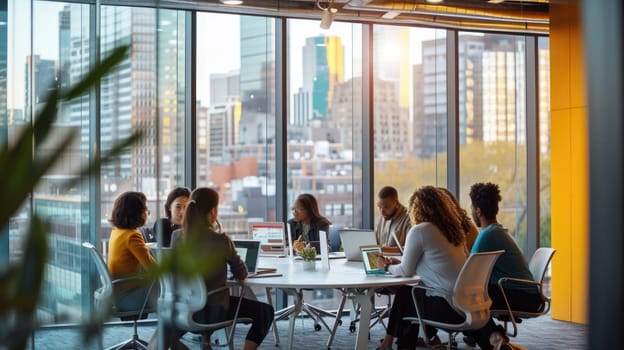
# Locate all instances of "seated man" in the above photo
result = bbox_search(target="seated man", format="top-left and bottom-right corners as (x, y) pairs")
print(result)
(375, 186), (412, 248)
(466, 182), (543, 350)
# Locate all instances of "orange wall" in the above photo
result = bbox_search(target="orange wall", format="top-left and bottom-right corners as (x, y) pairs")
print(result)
(549, 0), (588, 323)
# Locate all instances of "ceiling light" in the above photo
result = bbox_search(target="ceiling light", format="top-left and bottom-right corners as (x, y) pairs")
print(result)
(488, 0), (506, 3)
(425, 0), (444, 3)
(317, 0), (337, 30)
(320, 8), (338, 29)
(220, 0), (243, 5)
(381, 11), (401, 19)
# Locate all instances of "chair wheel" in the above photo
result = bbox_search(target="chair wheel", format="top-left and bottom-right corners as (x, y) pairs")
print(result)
(314, 323), (322, 331)
(338, 320), (342, 326)
(349, 325), (356, 333)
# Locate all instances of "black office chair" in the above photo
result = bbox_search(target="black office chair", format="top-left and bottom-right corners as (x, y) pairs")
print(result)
(83, 242), (156, 350)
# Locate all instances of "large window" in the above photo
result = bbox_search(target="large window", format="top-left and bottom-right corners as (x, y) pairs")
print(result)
(538, 36), (551, 248)
(195, 13), (276, 236)
(458, 32), (528, 249)
(1, 1), (550, 331)
(286, 19), (362, 228)
(372, 26), (447, 211)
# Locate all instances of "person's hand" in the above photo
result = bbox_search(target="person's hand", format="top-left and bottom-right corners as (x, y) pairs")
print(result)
(293, 237), (305, 252)
(386, 256), (401, 265)
(376, 255), (389, 271)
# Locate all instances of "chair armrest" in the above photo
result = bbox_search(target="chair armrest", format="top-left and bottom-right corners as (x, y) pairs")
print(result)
(111, 275), (152, 285)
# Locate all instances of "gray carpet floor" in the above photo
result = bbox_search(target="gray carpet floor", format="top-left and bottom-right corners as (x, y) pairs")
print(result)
(31, 311), (586, 350)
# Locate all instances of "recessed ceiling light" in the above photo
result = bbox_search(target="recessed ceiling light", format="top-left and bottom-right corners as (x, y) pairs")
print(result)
(488, 0), (506, 3)
(220, 0), (243, 5)
(425, 0), (444, 3)
(381, 11), (401, 19)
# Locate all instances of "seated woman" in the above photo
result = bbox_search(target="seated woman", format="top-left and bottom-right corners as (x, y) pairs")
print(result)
(152, 186), (190, 247)
(160, 187), (274, 350)
(376, 186), (468, 350)
(107, 191), (159, 313)
(287, 193), (332, 252)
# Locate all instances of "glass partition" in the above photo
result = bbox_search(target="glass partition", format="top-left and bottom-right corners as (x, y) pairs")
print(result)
(458, 32), (528, 249)
(286, 19), (363, 229)
(195, 13), (276, 237)
(538, 36), (551, 248)
(372, 25), (447, 213)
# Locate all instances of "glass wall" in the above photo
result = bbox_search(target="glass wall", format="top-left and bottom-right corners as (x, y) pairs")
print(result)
(457, 32), (528, 249)
(195, 13), (276, 237)
(286, 19), (363, 229)
(538, 36), (551, 248)
(372, 26), (447, 213)
(1, 0), (550, 331)
(100, 6), (186, 232)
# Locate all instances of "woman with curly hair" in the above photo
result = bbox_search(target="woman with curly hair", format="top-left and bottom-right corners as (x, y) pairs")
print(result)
(376, 186), (468, 350)
(438, 187), (480, 252)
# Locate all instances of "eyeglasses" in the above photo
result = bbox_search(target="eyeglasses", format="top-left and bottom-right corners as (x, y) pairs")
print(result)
(291, 207), (306, 213)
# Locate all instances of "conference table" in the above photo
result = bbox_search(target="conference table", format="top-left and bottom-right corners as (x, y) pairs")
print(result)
(244, 256), (420, 350)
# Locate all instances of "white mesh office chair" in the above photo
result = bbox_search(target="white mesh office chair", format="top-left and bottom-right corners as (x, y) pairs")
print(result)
(403, 250), (504, 350)
(491, 247), (556, 337)
(82, 242), (156, 350)
(158, 273), (252, 350)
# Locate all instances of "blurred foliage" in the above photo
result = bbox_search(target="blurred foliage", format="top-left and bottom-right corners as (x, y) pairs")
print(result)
(0, 45), (141, 349)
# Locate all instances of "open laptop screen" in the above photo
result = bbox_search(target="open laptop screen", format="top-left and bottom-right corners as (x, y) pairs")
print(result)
(360, 245), (390, 275)
(339, 229), (377, 261)
(233, 239), (261, 274)
(249, 222), (285, 244)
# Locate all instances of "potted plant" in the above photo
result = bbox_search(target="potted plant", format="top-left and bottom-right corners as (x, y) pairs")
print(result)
(299, 246), (317, 271)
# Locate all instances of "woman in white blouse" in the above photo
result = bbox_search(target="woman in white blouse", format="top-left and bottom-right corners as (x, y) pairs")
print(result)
(376, 186), (468, 350)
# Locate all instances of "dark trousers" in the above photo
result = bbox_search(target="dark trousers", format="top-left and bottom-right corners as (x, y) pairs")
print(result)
(466, 285), (544, 350)
(194, 296), (275, 345)
(159, 296), (274, 349)
(386, 286), (464, 347)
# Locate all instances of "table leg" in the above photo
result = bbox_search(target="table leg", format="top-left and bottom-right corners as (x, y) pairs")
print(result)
(285, 289), (303, 350)
(352, 288), (375, 350)
(264, 287), (281, 346)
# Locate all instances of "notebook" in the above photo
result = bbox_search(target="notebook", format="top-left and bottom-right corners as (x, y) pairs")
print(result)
(249, 222), (286, 256)
(339, 229), (378, 261)
(360, 245), (391, 275)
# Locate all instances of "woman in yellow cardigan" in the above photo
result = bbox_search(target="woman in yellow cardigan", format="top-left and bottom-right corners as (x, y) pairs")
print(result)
(107, 191), (158, 312)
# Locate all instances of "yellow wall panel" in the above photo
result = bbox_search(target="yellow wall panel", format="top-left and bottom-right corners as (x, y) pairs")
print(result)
(550, 108), (572, 321)
(549, 2), (571, 110)
(549, 0), (588, 324)
(568, 3), (586, 108)
(569, 107), (589, 323)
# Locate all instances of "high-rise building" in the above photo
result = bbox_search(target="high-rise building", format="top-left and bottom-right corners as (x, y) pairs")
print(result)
(24, 55), (56, 120)
(482, 34), (526, 145)
(300, 35), (344, 122)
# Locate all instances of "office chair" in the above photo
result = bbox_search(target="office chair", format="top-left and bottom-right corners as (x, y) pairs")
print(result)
(82, 242), (156, 350)
(491, 247), (556, 337)
(403, 250), (504, 350)
(158, 273), (252, 350)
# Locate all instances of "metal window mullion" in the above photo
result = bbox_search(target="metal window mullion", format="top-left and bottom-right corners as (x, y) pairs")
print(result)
(362, 23), (373, 230)
(446, 30), (459, 196)
(525, 35), (539, 254)
(185, 10), (196, 189)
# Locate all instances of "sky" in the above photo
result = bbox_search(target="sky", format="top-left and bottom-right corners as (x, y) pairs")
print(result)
(6, 2), (440, 111)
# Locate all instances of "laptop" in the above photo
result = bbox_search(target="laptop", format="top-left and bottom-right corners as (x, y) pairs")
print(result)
(249, 222), (286, 256)
(232, 239), (261, 276)
(339, 229), (378, 261)
(360, 245), (392, 275)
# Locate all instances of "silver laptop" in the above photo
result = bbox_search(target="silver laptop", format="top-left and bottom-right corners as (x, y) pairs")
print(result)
(339, 229), (378, 261)
(249, 222), (286, 256)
